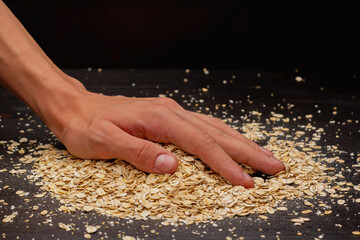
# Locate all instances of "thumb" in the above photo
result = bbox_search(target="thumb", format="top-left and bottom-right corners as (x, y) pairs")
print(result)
(108, 125), (178, 174)
(128, 139), (179, 174)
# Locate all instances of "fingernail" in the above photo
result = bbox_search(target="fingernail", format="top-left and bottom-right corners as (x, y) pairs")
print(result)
(260, 146), (273, 156)
(243, 171), (255, 188)
(154, 154), (177, 173)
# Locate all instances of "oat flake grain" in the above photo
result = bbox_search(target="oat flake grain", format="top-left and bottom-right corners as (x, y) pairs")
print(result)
(20, 122), (338, 224)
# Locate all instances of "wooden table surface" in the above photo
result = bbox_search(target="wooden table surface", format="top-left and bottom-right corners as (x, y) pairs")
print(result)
(0, 69), (359, 239)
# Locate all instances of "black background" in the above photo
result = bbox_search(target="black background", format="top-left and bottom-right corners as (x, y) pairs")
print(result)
(4, 1), (360, 78)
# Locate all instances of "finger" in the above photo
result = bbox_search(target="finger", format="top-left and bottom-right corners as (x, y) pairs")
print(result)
(146, 99), (281, 175)
(148, 97), (266, 154)
(96, 121), (179, 174)
(142, 106), (255, 187)
(172, 111), (284, 175)
(168, 124), (254, 187)
(214, 135), (285, 175)
(191, 112), (274, 157)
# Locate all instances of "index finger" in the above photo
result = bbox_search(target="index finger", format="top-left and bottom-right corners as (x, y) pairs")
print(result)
(144, 109), (255, 187)
(191, 112), (274, 156)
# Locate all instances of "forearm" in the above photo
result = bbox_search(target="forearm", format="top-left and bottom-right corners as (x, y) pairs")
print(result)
(0, 1), (87, 136)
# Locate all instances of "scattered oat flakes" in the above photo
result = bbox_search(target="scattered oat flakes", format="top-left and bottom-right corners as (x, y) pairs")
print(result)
(295, 76), (303, 82)
(122, 236), (136, 240)
(304, 200), (314, 207)
(16, 190), (29, 197)
(19, 137), (28, 143)
(58, 222), (72, 231)
(291, 217), (310, 224)
(2, 212), (18, 223)
(301, 210), (312, 214)
(15, 111), (352, 225)
(258, 215), (268, 220)
(40, 210), (48, 215)
(34, 193), (46, 198)
(86, 226), (98, 234)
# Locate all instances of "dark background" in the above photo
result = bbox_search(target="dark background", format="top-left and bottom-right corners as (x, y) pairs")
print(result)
(3, 1), (360, 78)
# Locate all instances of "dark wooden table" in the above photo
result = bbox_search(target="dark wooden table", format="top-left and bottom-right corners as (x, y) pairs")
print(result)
(0, 69), (359, 239)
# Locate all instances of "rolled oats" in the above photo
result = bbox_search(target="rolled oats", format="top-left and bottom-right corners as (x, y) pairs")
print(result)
(17, 119), (347, 224)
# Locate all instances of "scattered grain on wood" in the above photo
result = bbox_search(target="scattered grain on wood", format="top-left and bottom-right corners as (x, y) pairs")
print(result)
(86, 226), (98, 234)
(15, 115), (351, 224)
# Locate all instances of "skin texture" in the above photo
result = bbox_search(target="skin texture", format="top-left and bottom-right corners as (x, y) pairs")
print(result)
(0, 1), (284, 187)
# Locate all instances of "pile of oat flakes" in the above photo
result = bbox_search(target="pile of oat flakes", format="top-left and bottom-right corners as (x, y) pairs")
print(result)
(16, 113), (358, 225)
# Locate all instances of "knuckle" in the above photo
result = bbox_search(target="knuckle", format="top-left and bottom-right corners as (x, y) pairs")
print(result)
(159, 97), (178, 107)
(87, 121), (112, 146)
(212, 116), (223, 124)
(87, 121), (104, 139)
(84, 121), (114, 158)
(146, 104), (171, 118)
(239, 153), (251, 165)
(135, 142), (153, 163)
(206, 115), (223, 125)
(214, 118), (231, 130)
(201, 133), (218, 146)
(215, 128), (226, 138)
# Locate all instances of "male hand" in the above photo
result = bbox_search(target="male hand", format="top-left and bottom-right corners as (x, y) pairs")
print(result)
(0, 1), (284, 187)
(58, 90), (285, 188)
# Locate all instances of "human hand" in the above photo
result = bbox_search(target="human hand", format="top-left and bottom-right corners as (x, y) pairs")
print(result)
(0, 0), (283, 187)
(52, 85), (284, 188)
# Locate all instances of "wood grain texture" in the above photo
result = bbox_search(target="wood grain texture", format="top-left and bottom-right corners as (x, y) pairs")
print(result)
(0, 69), (359, 239)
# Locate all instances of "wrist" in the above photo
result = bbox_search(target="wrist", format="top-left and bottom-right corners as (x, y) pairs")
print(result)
(35, 74), (90, 139)
(0, 1), (91, 141)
